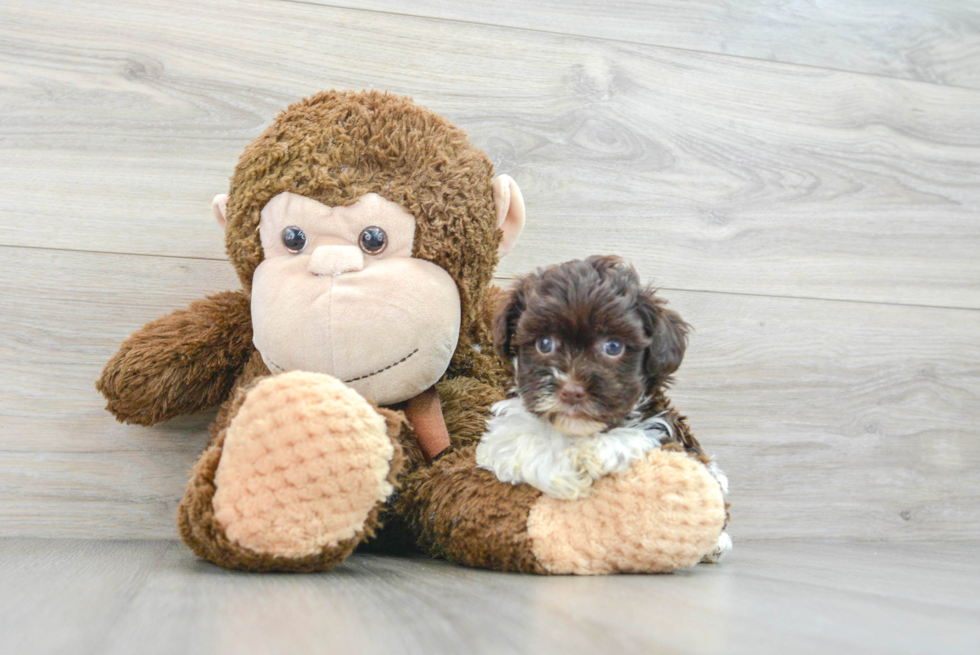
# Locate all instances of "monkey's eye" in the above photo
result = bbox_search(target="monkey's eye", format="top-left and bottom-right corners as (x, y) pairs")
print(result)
(602, 339), (624, 357)
(359, 226), (388, 254)
(536, 336), (556, 355)
(282, 226), (307, 254)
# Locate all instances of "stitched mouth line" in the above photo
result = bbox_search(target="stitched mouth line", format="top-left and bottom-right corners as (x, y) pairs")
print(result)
(266, 348), (418, 383)
(344, 348), (419, 383)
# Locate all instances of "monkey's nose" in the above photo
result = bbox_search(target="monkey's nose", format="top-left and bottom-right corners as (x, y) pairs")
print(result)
(558, 382), (587, 405)
(308, 245), (364, 277)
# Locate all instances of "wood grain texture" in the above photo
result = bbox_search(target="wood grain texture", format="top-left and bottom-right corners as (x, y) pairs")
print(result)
(0, 539), (172, 655)
(0, 248), (237, 538)
(2, 539), (979, 655)
(2, 246), (978, 541)
(2, 0), (979, 308)
(304, 0), (980, 90)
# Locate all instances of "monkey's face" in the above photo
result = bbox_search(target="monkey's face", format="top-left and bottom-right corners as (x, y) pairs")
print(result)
(250, 192), (461, 405)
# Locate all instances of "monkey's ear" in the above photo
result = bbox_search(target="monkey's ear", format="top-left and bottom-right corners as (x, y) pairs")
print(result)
(212, 194), (229, 231)
(492, 279), (530, 371)
(492, 174), (525, 259)
(636, 289), (690, 384)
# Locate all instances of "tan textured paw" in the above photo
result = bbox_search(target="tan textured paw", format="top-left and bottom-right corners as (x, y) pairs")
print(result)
(526, 449), (726, 574)
(211, 371), (395, 559)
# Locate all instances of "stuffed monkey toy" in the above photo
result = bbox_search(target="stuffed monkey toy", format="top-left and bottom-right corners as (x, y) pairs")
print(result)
(97, 90), (726, 573)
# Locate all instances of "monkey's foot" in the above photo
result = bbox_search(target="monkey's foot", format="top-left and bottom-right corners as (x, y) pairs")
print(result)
(178, 371), (404, 572)
(526, 449), (726, 574)
(401, 447), (725, 574)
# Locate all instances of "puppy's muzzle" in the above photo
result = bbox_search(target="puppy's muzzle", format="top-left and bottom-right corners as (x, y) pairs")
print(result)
(557, 382), (587, 405)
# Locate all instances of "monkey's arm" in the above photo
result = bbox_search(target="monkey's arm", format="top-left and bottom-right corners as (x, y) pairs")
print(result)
(97, 290), (253, 426)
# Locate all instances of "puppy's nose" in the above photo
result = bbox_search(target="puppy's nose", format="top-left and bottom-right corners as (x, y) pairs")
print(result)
(558, 382), (587, 405)
(308, 245), (364, 277)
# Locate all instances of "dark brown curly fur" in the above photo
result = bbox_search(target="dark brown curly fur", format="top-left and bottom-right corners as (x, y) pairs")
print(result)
(492, 255), (704, 455)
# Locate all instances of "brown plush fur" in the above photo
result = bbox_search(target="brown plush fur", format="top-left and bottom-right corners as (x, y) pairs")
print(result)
(363, 376), (509, 556)
(100, 91), (505, 424)
(99, 90), (722, 574)
(222, 90), (505, 385)
(397, 444), (546, 573)
(177, 382), (409, 573)
(100, 91), (525, 570)
(97, 290), (253, 426)
(395, 376), (548, 572)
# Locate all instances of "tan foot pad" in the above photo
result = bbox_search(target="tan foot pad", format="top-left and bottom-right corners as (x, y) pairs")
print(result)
(527, 449), (726, 574)
(212, 371), (394, 559)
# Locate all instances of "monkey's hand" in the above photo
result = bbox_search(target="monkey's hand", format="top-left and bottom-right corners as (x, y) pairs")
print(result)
(97, 290), (253, 426)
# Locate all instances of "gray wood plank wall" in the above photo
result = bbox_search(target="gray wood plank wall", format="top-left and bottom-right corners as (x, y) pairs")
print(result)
(310, 0), (980, 89)
(1, 0), (978, 542)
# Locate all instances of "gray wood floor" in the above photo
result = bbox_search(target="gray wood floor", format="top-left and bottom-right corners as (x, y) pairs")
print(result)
(2, 538), (978, 655)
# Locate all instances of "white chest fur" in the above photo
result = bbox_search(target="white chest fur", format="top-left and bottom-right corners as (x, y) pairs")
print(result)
(475, 397), (671, 500)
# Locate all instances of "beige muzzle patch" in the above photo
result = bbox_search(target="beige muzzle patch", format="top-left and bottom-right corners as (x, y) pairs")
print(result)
(251, 255), (461, 405)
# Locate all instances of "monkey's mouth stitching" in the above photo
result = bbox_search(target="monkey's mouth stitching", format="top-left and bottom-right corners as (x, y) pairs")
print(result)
(343, 348), (419, 383)
(265, 348), (418, 382)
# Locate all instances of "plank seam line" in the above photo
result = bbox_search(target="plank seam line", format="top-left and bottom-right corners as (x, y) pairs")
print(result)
(0, 243), (227, 263)
(3, 243), (978, 313)
(274, 0), (980, 94)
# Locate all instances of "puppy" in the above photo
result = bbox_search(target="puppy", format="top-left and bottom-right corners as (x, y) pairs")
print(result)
(476, 256), (731, 559)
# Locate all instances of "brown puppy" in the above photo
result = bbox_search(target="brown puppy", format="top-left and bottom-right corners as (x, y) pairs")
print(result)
(492, 255), (691, 439)
(479, 256), (728, 518)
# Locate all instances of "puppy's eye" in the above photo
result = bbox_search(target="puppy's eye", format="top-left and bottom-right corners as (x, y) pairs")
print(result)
(359, 226), (388, 254)
(602, 339), (624, 357)
(282, 226), (307, 254)
(536, 336), (556, 355)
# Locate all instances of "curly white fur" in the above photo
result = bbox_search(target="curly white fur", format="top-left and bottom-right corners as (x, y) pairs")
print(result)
(702, 532), (733, 563)
(475, 397), (671, 500)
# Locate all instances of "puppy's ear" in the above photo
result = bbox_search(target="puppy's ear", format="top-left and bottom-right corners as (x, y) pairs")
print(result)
(492, 277), (532, 372)
(636, 288), (690, 384)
